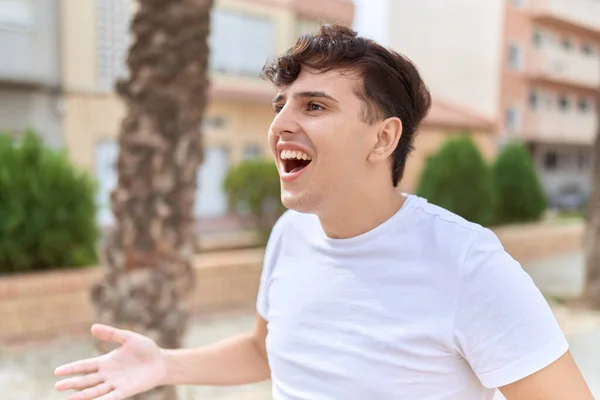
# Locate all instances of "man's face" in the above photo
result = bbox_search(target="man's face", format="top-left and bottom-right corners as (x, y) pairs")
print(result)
(268, 68), (377, 214)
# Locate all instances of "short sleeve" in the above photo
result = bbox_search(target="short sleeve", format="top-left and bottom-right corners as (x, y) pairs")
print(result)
(256, 211), (290, 320)
(453, 230), (569, 389)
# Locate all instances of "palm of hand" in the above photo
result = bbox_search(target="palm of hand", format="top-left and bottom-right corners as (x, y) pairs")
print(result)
(101, 339), (165, 397)
(55, 325), (167, 400)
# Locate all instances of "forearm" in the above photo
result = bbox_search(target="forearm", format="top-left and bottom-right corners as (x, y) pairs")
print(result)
(160, 332), (271, 387)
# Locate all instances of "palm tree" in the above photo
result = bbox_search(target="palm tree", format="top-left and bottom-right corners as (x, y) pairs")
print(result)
(583, 85), (600, 308)
(90, 0), (213, 398)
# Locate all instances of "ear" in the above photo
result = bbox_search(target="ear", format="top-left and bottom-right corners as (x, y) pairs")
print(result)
(368, 117), (403, 163)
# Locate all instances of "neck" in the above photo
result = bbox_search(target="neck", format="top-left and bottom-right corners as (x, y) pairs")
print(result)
(317, 181), (406, 239)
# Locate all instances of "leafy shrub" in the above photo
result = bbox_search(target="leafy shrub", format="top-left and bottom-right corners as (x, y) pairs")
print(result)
(223, 158), (285, 243)
(416, 134), (496, 226)
(0, 130), (99, 274)
(492, 141), (547, 224)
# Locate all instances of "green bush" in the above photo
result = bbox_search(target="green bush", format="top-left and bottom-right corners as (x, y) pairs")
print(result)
(492, 141), (547, 224)
(416, 134), (496, 226)
(223, 158), (285, 243)
(0, 130), (99, 274)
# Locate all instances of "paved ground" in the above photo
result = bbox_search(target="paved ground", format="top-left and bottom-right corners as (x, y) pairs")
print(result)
(525, 252), (586, 299)
(1, 252), (599, 400)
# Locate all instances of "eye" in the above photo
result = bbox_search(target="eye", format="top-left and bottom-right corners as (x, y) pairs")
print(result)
(273, 104), (284, 114)
(307, 103), (324, 112)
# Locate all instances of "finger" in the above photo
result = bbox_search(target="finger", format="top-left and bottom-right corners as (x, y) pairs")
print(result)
(67, 382), (113, 400)
(55, 373), (103, 391)
(91, 324), (133, 345)
(95, 389), (121, 400)
(55, 357), (100, 376)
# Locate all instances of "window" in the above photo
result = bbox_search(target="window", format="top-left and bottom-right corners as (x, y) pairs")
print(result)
(532, 30), (542, 48)
(0, 0), (33, 30)
(505, 106), (520, 133)
(578, 97), (591, 113)
(96, 0), (131, 89)
(508, 44), (522, 70)
(544, 151), (557, 171)
(558, 94), (570, 111)
(582, 43), (595, 56)
(528, 91), (538, 109)
(561, 37), (572, 50)
(242, 144), (262, 160)
(578, 153), (587, 171)
(202, 116), (228, 130)
(209, 10), (274, 77)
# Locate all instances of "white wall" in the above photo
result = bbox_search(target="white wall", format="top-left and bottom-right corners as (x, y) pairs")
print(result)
(381, 0), (506, 120)
(352, 0), (390, 46)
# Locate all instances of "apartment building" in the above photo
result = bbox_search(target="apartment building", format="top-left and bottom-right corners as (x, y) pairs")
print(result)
(359, 0), (600, 206)
(0, 0), (63, 147)
(58, 0), (354, 227)
(504, 0), (599, 205)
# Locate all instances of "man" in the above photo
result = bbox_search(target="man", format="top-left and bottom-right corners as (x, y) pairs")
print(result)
(55, 24), (594, 400)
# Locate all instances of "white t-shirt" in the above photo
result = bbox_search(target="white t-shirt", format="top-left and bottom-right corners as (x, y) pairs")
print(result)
(256, 194), (569, 400)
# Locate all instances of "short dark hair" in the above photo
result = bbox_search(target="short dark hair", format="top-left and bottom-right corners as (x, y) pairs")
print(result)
(262, 24), (432, 187)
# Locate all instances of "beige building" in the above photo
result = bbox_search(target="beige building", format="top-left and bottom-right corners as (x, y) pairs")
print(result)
(360, 0), (600, 206)
(58, 0), (496, 231)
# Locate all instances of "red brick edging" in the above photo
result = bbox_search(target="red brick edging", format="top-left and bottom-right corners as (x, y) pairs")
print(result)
(0, 222), (584, 344)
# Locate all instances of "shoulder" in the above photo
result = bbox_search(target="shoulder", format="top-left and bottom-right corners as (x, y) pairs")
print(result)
(407, 195), (500, 261)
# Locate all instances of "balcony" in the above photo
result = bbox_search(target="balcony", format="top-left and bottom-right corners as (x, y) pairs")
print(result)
(521, 109), (597, 145)
(529, 0), (600, 37)
(0, 0), (60, 86)
(527, 45), (600, 89)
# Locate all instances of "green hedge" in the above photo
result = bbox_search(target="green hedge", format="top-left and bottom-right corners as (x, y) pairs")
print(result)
(223, 158), (285, 243)
(492, 141), (547, 224)
(0, 130), (99, 274)
(416, 134), (548, 227)
(416, 135), (497, 226)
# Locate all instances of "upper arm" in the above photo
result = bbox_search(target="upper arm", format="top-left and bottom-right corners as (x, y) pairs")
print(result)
(252, 312), (268, 361)
(499, 351), (593, 400)
(256, 211), (291, 319)
(453, 231), (571, 389)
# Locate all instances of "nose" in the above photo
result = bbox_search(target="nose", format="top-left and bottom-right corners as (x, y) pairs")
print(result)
(269, 103), (301, 137)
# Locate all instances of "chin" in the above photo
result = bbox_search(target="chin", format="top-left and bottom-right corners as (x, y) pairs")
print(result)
(281, 191), (317, 214)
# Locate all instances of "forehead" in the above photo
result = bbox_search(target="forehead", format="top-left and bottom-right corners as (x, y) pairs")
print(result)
(277, 68), (360, 99)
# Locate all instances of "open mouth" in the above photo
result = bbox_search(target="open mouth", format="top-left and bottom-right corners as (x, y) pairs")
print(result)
(280, 150), (313, 174)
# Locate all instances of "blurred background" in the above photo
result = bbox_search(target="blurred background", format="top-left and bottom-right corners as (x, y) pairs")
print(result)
(0, 0), (599, 399)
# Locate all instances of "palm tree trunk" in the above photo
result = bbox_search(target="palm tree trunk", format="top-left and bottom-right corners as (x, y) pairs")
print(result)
(90, 0), (213, 398)
(583, 81), (600, 308)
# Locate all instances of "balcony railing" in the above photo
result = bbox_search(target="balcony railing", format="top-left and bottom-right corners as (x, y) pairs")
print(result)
(521, 109), (598, 145)
(529, 0), (600, 35)
(527, 45), (600, 89)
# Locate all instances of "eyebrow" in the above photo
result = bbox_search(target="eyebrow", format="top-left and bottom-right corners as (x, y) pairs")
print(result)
(272, 91), (339, 104)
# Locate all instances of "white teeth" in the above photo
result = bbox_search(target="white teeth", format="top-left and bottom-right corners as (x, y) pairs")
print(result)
(280, 150), (312, 161)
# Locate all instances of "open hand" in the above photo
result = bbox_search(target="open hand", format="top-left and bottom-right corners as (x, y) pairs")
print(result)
(54, 324), (167, 400)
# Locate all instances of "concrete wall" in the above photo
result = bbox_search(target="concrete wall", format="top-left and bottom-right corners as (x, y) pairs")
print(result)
(386, 0), (506, 121)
